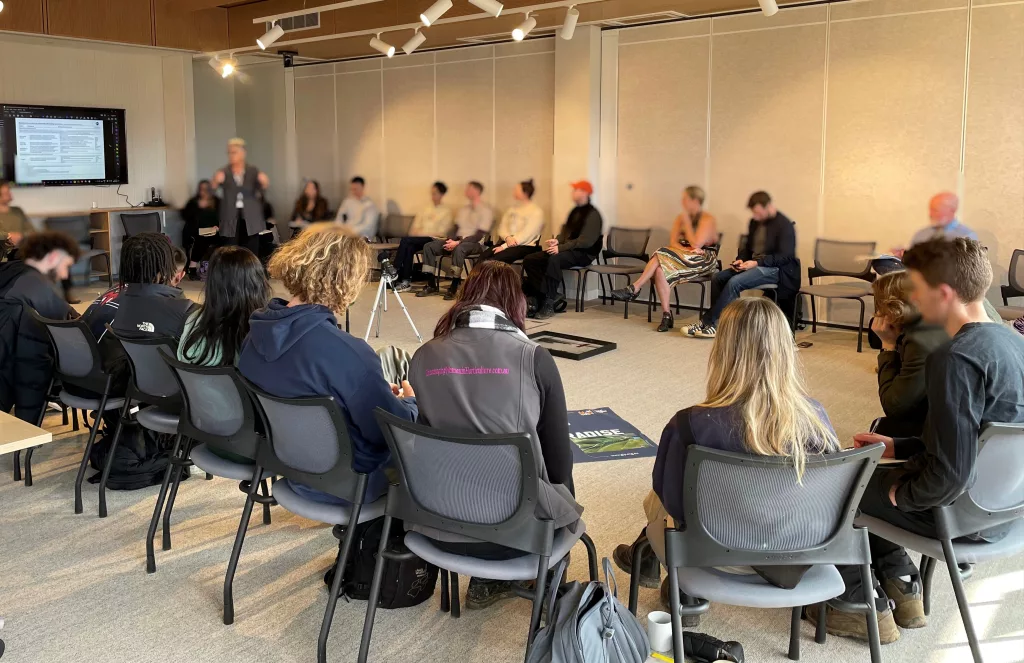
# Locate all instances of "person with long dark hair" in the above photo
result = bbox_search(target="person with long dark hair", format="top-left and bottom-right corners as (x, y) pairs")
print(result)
(409, 261), (581, 610)
(178, 246), (270, 367)
(180, 179), (221, 272)
(476, 179), (545, 265)
(291, 179), (330, 226)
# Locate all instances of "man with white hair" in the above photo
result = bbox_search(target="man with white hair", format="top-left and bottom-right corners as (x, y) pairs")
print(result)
(892, 192), (977, 259)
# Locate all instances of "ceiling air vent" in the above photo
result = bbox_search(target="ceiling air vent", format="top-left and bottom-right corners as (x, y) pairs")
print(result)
(266, 12), (320, 34)
(600, 11), (688, 26)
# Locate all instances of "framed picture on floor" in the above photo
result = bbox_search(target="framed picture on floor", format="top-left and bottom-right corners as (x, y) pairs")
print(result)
(527, 331), (616, 360)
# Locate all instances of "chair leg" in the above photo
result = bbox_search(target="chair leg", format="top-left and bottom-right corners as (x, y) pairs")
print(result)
(357, 514), (395, 663)
(450, 573), (461, 619)
(317, 501), (364, 663)
(146, 433), (184, 573)
(667, 563), (685, 663)
(74, 392), (110, 515)
(815, 602), (827, 644)
(206, 472), (213, 480)
(580, 532), (599, 582)
(623, 279), (630, 320)
(12, 450), (21, 482)
(810, 296), (818, 333)
(260, 478), (272, 525)
(789, 606), (801, 660)
(72, 408), (80, 432)
(940, 539), (983, 663)
(922, 555), (936, 615)
(224, 474), (261, 625)
(62, 405), (69, 426)
(860, 563), (883, 663)
(24, 447), (35, 486)
(98, 402), (131, 518)
(440, 569), (451, 612)
(162, 441), (192, 550)
(628, 538), (651, 615)
(525, 553), (550, 661)
(857, 298), (866, 353)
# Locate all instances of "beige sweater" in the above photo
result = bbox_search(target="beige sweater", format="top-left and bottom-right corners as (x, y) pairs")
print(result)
(495, 201), (544, 247)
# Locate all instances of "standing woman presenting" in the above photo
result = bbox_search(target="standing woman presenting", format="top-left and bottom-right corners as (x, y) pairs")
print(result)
(212, 138), (270, 254)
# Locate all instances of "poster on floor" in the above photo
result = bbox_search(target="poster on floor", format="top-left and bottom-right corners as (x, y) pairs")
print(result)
(566, 407), (657, 463)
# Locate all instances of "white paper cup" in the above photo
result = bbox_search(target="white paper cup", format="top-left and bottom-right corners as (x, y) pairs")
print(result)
(646, 610), (673, 653)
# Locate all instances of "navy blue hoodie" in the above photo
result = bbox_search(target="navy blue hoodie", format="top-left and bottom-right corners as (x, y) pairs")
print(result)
(238, 299), (416, 477)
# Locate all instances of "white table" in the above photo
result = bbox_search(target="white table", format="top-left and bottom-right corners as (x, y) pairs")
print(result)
(0, 410), (52, 457)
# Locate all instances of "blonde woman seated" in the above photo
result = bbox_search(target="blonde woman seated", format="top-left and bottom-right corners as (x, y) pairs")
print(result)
(611, 186), (718, 332)
(612, 298), (847, 624)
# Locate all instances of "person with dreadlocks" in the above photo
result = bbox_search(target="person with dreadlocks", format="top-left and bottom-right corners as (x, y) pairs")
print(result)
(70, 233), (196, 489)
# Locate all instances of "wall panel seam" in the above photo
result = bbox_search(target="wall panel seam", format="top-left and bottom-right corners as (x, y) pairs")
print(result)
(711, 21), (827, 36)
(830, 6), (968, 23)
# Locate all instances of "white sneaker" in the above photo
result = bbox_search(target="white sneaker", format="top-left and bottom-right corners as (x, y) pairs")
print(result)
(684, 322), (703, 337)
(694, 324), (717, 339)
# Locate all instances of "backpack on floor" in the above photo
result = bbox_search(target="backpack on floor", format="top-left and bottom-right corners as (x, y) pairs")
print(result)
(527, 558), (650, 663)
(324, 516), (438, 609)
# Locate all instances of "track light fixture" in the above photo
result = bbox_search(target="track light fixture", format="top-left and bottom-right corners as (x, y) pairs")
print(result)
(468, 0), (503, 17)
(257, 23), (285, 49)
(420, 0), (453, 26)
(209, 56), (238, 78)
(370, 33), (396, 57)
(758, 0), (779, 16)
(403, 29), (427, 55)
(560, 6), (579, 40)
(512, 13), (536, 41)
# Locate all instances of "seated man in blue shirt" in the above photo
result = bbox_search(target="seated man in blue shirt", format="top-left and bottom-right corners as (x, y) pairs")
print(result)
(892, 192), (977, 259)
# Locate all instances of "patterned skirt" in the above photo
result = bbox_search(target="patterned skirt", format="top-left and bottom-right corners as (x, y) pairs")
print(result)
(655, 246), (719, 285)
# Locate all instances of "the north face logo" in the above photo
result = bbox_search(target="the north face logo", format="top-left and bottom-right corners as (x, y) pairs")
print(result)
(137, 322), (155, 333)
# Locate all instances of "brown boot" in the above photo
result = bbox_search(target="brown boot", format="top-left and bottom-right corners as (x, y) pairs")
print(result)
(881, 577), (927, 629)
(807, 602), (901, 644)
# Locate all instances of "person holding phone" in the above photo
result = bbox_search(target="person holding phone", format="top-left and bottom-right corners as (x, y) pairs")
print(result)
(687, 191), (797, 339)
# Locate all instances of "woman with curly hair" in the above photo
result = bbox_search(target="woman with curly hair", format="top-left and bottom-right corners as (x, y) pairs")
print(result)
(238, 224), (417, 504)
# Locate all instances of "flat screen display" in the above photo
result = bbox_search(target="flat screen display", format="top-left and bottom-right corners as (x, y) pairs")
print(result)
(0, 104), (128, 186)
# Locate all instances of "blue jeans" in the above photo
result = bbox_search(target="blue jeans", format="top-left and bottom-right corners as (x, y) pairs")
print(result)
(702, 266), (779, 326)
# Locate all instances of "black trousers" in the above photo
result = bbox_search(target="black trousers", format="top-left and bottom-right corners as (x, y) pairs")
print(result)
(395, 236), (433, 280)
(522, 249), (595, 302)
(477, 244), (541, 265)
(231, 211), (260, 255)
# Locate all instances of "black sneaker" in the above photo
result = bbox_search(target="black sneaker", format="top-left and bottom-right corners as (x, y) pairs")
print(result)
(415, 284), (438, 297)
(656, 313), (674, 332)
(465, 579), (517, 610)
(443, 289), (457, 301)
(610, 284), (639, 302)
(393, 280), (412, 293)
(612, 542), (660, 589)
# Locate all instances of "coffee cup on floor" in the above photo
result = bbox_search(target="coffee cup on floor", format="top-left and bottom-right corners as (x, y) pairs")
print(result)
(646, 610), (672, 653)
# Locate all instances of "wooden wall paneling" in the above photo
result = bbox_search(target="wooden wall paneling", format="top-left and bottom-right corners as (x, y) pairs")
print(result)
(45, 0), (154, 46)
(0, 0), (45, 34)
(154, 1), (229, 52)
(226, 0), (343, 50)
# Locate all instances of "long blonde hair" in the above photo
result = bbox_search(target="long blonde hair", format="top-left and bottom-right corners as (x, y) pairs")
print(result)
(701, 297), (838, 480)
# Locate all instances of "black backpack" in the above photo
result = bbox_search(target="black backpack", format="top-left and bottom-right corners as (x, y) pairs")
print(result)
(324, 516), (438, 609)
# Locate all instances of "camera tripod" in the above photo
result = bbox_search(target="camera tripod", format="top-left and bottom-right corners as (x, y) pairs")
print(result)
(364, 257), (423, 343)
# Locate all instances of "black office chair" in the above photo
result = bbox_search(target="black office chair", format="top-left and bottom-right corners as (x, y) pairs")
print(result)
(630, 445), (884, 663)
(797, 239), (876, 352)
(575, 227), (652, 318)
(44, 215), (112, 287)
(100, 328), (181, 519)
(29, 311), (125, 514)
(358, 410), (599, 663)
(149, 352), (272, 574)
(120, 211), (162, 237)
(226, 379), (384, 663)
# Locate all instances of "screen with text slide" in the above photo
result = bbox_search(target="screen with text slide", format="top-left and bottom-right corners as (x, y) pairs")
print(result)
(0, 104), (128, 187)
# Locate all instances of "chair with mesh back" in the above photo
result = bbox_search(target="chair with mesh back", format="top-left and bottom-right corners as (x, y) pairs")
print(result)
(999, 249), (1024, 319)
(149, 352), (271, 574)
(575, 227), (652, 318)
(120, 211), (162, 238)
(798, 239), (876, 352)
(855, 423), (1024, 663)
(227, 378), (385, 663)
(358, 410), (599, 663)
(100, 327), (180, 518)
(44, 215), (112, 287)
(28, 311), (126, 513)
(626, 445), (884, 663)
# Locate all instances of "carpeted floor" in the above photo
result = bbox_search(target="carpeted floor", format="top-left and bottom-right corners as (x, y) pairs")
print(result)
(0, 281), (1020, 663)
